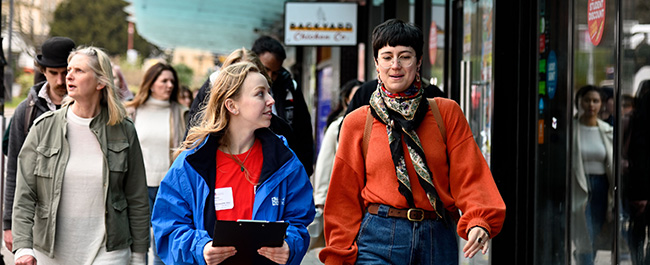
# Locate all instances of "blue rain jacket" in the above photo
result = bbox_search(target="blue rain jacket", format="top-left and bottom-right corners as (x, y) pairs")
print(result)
(152, 128), (315, 265)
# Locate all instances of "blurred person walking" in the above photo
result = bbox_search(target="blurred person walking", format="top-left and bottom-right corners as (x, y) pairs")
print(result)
(252, 36), (315, 176)
(319, 19), (505, 265)
(152, 61), (314, 265)
(309, 79), (361, 247)
(12, 46), (149, 265)
(3, 37), (76, 252)
(179, 85), (194, 108)
(125, 62), (188, 265)
(112, 65), (134, 101)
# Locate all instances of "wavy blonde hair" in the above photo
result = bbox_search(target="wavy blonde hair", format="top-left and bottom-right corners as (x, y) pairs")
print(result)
(224, 47), (271, 84)
(176, 61), (262, 155)
(65, 46), (127, 125)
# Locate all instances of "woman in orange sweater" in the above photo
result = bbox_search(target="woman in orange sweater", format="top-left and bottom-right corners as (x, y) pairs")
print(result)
(319, 19), (506, 265)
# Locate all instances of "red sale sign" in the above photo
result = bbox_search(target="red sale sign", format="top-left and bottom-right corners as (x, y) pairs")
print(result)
(587, 0), (605, 46)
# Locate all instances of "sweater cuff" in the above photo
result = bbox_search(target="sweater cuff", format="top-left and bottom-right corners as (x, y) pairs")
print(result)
(465, 218), (492, 238)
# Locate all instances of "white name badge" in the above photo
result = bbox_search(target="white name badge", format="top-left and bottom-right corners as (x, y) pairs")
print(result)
(214, 187), (234, 211)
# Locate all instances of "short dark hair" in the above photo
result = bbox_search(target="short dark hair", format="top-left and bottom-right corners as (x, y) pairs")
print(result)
(575, 85), (604, 110)
(372, 19), (423, 61)
(251, 36), (286, 62)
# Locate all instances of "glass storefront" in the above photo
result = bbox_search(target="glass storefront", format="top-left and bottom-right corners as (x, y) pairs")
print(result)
(618, 1), (650, 264)
(570, 0), (617, 263)
(535, 0), (650, 264)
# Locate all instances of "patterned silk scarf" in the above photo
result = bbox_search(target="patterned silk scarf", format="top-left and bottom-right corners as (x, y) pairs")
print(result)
(369, 77), (443, 218)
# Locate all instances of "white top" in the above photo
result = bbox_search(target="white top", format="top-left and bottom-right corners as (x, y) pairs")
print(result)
(37, 82), (59, 111)
(579, 123), (607, 175)
(29, 107), (131, 264)
(313, 116), (343, 206)
(134, 98), (172, 187)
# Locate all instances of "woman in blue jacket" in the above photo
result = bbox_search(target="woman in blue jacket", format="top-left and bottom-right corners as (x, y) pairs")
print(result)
(152, 61), (315, 265)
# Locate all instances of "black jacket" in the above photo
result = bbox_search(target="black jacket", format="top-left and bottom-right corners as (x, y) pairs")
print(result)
(4, 81), (54, 230)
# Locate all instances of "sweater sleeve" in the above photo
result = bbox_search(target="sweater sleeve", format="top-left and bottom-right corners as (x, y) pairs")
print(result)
(436, 98), (506, 240)
(318, 108), (368, 265)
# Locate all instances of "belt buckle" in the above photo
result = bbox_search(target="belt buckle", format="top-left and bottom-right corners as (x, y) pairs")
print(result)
(407, 208), (424, 222)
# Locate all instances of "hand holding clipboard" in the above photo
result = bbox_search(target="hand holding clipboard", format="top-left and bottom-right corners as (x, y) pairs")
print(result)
(206, 220), (290, 265)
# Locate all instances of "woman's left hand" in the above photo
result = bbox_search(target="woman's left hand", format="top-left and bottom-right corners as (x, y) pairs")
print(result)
(258, 240), (290, 264)
(463, 226), (489, 258)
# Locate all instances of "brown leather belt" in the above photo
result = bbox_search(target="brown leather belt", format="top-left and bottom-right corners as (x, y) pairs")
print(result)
(367, 203), (438, 222)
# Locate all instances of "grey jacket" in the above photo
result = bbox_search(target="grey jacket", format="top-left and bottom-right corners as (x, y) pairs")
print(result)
(12, 104), (150, 255)
(3, 81), (52, 230)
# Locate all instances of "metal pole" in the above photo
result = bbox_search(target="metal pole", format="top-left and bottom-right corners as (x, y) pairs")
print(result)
(1, 0), (15, 246)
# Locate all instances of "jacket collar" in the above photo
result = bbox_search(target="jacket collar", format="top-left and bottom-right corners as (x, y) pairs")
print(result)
(186, 127), (294, 185)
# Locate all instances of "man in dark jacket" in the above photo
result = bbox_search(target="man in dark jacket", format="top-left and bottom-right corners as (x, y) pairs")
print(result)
(3, 37), (75, 251)
(252, 36), (314, 176)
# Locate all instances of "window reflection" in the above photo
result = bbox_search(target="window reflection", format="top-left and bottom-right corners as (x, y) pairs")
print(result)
(618, 10), (650, 263)
(571, 85), (615, 265)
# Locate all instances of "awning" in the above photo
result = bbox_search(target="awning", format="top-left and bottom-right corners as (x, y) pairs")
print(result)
(124, 0), (286, 54)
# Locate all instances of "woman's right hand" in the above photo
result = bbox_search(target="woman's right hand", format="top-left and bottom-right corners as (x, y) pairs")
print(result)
(203, 241), (237, 265)
(15, 255), (36, 265)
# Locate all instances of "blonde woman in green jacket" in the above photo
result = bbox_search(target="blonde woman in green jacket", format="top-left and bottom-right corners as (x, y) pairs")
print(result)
(12, 46), (149, 265)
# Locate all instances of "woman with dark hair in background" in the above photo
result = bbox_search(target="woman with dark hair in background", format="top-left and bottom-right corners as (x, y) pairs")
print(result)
(125, 62), (188, 265)
(571, 85), (614, 265)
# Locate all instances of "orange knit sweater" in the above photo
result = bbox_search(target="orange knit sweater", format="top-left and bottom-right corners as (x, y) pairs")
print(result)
(319, 98), (506, 265)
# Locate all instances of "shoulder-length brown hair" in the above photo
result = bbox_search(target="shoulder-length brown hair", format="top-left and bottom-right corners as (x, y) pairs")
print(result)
(126, 62), (180, 109)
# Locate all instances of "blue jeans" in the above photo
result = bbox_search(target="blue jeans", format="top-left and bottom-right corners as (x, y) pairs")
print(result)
(355, 204), (458, 265)
(577, 174), (609, 265)
(148, 187), (164, 265)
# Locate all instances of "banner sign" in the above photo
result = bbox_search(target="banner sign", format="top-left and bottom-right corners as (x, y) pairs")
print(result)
(587, 0), (605, 46)
(284, 2), (358, 46)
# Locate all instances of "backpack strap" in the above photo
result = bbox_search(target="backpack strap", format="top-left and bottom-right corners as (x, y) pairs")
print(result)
(24, 93), (37, 135)
(427, 98), (446, 144)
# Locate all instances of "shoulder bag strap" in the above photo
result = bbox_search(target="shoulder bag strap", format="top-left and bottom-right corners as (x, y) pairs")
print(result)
(427, 98), (446, 144)
(362, 108), (373, 159)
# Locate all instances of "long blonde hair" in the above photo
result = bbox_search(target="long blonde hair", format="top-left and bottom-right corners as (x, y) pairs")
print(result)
(66, 46), (127, 125)
(176, 61), (262, 155)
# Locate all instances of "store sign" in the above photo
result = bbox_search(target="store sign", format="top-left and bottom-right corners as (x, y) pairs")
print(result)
(546, 50), (557, 99)
(587, 0), (605, 46)
(284, 2), (358, 46)
(429, 21), (438, 65)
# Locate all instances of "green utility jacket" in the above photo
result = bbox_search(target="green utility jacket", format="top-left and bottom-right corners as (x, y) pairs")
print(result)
(12, 104), (150, 256)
